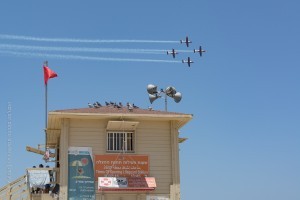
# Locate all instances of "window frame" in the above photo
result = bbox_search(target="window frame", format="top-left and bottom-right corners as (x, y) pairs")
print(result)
(106, 131), (135, 153)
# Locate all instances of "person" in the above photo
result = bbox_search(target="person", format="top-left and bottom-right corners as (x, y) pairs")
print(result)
(51, 184), (60, 199)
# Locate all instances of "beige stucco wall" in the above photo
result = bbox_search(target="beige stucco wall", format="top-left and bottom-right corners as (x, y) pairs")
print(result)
(65, 118), (177, 200)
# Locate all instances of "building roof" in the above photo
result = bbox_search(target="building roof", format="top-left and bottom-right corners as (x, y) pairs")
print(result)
(52, 106), (191, 116)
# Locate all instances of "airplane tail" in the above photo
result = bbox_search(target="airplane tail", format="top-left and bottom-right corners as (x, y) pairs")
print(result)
(182, 60), (184, 63)
(193, 49), (196, 53)
(167, 51), (169, 55)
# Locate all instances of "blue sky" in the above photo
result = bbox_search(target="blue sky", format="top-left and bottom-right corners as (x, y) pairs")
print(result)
(0, 1), (299, 199)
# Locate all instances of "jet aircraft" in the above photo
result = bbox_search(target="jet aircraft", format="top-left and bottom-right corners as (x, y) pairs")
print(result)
(180, 36), (192, 47)
(182, 57), (194, 67)
(167, 49), (178, 58)
(194, 46), (206, 57)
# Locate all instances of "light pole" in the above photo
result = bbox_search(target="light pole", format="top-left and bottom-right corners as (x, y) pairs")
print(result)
(147, 84), (182, 111)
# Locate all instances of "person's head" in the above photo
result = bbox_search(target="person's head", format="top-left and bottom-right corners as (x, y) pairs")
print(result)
(39, 164), (44, 168)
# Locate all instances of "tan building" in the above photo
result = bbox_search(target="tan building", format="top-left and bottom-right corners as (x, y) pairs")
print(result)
(0, 105), (192, 200)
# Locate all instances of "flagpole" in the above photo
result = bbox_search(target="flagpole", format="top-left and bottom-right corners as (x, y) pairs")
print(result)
(45, 83), (48, 151)
(44, 61), (48, 151)
(43, 61), (57, 151)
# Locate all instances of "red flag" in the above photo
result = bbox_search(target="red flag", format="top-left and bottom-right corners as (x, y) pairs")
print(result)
(43, 66), (57, 85)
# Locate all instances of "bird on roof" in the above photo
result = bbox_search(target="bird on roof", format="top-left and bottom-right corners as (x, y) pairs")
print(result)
(119, 102), (123, 107)
(133, 103), (139, 109)
(93, 103), (100, 108)
(105, 101), (109, 106)
(96, 101), (102, 107)
(127, 103), (133, 111)
(88, 103), (93, 108)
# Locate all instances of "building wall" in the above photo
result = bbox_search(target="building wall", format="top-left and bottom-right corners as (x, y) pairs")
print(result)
(67, 118), (175, 199)
(135, 121), (172, 195)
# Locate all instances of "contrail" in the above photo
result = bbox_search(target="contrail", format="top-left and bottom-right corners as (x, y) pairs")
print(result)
(0, 44), (193, 54)
(0, 34), (178, 44)
(0, 50), (181, 63)
(0, 44), (169, 54)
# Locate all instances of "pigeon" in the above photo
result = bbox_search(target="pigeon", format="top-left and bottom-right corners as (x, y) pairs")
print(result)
(105, 101), (109, 106)
(88, 103), (93, 108)
(127, 103), (133, 111)
(133, 103), (139, 108)
(93, 103), (100, 108)
(96, 101), (102, 107)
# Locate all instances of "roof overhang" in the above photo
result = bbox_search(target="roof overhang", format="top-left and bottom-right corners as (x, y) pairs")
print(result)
(178, 137), (188, 143)
(48, 111), (193, 130)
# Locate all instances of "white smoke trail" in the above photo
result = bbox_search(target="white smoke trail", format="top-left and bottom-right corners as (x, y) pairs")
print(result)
(0, 44), (193, 54)
(0, 44), (168, 54)
(0, 50), (181, 63)
(0, 34), (178, 44)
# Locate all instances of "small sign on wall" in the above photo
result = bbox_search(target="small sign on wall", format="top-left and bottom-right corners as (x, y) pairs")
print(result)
(146, 195), (170, 200)
(98, 177), (128, 188)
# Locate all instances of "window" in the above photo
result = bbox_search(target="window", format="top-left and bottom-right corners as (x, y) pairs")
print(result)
(107, 132), (134, 152)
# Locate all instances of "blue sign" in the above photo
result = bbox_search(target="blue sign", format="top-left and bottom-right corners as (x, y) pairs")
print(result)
(68, 147), (95, 200)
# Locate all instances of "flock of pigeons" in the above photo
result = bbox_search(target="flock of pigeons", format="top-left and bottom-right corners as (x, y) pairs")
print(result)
(88, 101), (139, 111)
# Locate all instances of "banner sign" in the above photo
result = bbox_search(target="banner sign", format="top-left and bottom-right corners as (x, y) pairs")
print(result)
(98, 177), (156, 191)
(68, 147), (95, 200)
(94, 155), (149, 178)
(27, 170), (50, 188)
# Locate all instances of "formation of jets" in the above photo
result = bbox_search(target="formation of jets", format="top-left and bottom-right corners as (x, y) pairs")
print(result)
(167, 36), (206, 67)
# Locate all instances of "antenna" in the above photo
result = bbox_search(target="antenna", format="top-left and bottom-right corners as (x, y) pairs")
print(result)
(147, 84), (182, 111)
